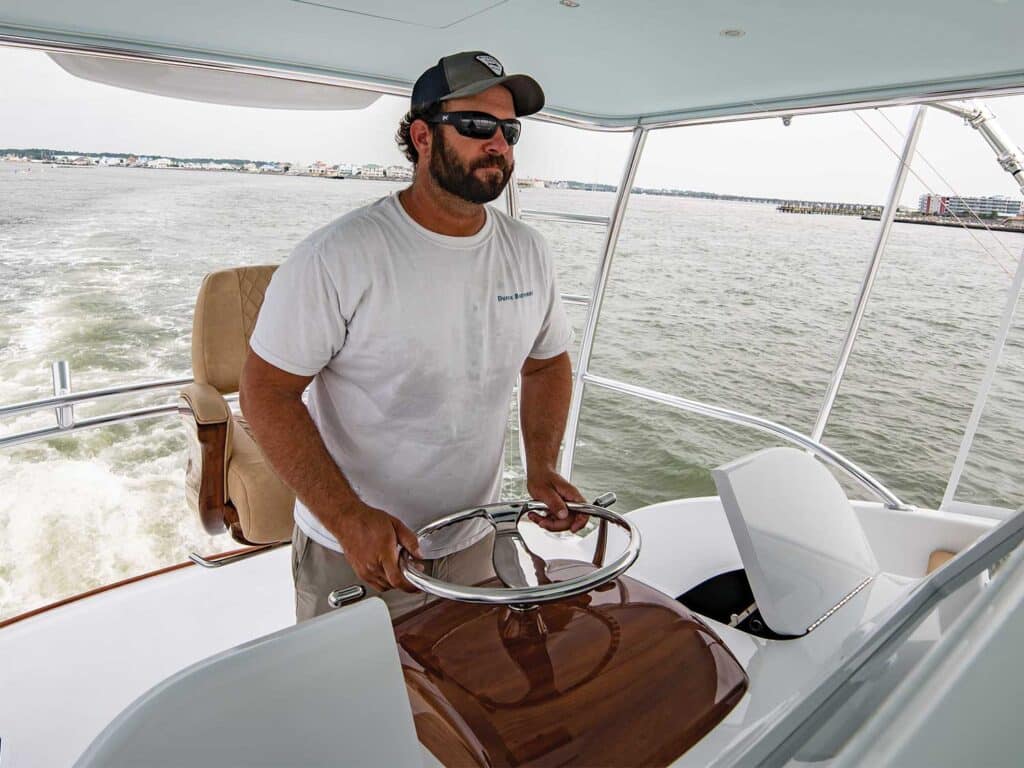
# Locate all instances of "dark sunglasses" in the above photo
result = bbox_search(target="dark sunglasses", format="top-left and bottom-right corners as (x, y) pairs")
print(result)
(425, 111), (522, 146)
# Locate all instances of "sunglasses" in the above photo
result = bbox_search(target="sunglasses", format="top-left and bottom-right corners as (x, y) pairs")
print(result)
(425, 111), (522, 146)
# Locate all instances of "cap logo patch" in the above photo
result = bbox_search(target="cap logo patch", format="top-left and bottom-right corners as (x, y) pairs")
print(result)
(475, 54), (503, 76)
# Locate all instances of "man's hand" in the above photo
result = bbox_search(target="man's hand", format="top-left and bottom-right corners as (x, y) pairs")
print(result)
(526, 467), (588, 533)
(332, 501), (423, 593)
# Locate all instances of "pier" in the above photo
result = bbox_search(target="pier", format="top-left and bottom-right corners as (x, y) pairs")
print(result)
(778, 202), (883, 216)
(862, 213), (1024, 233)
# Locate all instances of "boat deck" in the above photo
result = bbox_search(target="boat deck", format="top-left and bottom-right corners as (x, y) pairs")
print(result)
(0, 497), (994, 766)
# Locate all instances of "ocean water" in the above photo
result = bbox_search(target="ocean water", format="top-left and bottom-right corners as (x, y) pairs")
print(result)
(1, 163), (1022, 620)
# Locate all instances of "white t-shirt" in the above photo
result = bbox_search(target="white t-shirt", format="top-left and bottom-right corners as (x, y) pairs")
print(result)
(249, 194), (571, 555)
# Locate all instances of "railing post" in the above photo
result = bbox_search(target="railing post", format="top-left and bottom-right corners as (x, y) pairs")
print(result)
(51, 360), (74, 428)
(506, 173), (521, 219)
(942, 244), (1024, 510)
(560, 127), (649, 481)
(811, 106), (927, 442)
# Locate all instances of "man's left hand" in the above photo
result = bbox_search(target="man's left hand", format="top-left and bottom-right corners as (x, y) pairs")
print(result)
(526, 468), (588, 533)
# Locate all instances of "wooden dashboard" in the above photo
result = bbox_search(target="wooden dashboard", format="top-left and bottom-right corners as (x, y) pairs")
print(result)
(394, 569), (748, 767)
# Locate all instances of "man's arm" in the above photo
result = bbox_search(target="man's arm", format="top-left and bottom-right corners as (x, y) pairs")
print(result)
(239, 350), (420, 591)
(519, 351), (587, 532)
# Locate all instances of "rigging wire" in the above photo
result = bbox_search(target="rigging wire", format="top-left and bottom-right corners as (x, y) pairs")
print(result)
(854, 109), (1014, 278)
(875, 107), (1021, 269)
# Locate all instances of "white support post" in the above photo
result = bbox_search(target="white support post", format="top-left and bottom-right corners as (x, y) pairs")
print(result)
(51, 360), (74, 428)
(941, 245), (1024, 511)
(811, 106), (927, 442)
(560, 127), (648, 481)
(505, 173), (521, 219)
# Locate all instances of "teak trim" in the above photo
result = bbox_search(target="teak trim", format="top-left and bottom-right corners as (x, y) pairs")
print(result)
(0, 545), (266, 629)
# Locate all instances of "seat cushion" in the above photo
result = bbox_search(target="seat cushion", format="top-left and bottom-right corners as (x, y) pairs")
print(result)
(226, 416), (295, 543)
(192, 266), (277, 394)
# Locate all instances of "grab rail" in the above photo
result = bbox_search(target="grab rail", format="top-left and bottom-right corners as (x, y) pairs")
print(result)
(0, 375), (192, 419)
(583, 372), (912, 510)
(1, 403), (179, 450)
(520, 209), (610, 227)
(560, 293), (590, 306)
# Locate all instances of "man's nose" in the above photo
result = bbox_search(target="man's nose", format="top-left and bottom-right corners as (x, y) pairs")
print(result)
(484, 129), (510, 155)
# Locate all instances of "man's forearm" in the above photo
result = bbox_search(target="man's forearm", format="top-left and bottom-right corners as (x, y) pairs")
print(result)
(242, 388), (358, 533)
(519, 352), (573, 472)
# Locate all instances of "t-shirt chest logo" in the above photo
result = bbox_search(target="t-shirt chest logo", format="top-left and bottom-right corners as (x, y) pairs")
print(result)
(496, 289), (533, 303)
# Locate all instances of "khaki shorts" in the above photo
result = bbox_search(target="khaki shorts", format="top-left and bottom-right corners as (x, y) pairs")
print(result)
(291, 525), (496, 623)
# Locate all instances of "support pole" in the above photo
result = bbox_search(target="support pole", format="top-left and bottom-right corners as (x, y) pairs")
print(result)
(51, 360), (74, 428)
(811, 106), (927, 442)
(929, 100), (1024, 193)
(505, 173), (521, 219)
(560, 127), (648, 480)
(941, 246), (1024, 510)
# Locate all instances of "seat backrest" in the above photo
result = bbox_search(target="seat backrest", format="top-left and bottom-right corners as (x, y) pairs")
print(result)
(192, 266), (277, 394)
(712, 447), (879, 636)
(75, 598), (424, 768)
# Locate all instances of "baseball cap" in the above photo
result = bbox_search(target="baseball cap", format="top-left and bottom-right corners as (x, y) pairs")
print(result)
(411, 51), (545, 117)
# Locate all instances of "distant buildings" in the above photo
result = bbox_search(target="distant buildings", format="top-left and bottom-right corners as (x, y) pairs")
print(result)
(918, 194), (1022, 217)
(384, 165), (413, 181)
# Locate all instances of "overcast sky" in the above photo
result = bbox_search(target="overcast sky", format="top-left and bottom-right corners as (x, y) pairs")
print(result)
(3, 46), (1024, 206)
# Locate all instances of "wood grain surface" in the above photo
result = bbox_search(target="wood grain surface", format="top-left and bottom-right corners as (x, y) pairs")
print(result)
(394, 567), (748, 767)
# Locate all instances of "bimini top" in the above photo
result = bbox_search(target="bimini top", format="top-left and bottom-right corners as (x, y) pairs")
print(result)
(1, 1), (1023, 128)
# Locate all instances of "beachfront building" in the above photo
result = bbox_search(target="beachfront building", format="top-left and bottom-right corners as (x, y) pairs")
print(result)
(384, 164), (413, 180)
(360, 164), (386, 178)
(918, 193), (1022, 217)
(307, 160), (332, 176)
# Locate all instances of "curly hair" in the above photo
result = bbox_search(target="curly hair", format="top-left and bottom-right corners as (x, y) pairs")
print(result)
(395, 105), (440, 165)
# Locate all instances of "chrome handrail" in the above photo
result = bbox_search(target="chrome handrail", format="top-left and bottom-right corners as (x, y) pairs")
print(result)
(1, 404), (179, 450)
(0, 375), (193, 418)
(0, 392), (239, 450)
(521, 209), (611, 227)
(583, 372), (911, 511)
(560, 293), (590, 306)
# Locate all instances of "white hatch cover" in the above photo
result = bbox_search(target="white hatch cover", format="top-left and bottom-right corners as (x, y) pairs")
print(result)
(712, 447), (879, 636)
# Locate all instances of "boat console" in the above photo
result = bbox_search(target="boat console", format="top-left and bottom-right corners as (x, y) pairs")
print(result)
(393, 499), (748, 767)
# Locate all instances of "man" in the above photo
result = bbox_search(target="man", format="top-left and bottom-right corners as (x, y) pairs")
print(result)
(241, 51), (586, 623)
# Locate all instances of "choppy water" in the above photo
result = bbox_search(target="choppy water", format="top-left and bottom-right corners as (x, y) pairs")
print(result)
(2, 163), (1022, 619)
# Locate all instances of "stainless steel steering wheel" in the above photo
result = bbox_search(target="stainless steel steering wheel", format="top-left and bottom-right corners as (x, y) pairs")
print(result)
(399, 494), (641, 611)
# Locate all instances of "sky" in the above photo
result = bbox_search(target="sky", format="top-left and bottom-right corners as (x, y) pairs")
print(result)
(4, 46), (1024, 206)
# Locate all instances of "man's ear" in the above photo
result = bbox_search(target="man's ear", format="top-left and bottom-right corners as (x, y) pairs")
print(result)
(410, 119), (433, 162)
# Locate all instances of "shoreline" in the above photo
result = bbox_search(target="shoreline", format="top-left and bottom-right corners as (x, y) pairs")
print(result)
(861, 213), (1024, 233)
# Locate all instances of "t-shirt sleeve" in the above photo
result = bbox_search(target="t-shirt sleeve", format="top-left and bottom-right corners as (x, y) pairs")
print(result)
(249, 238), (350, 376)
(528, 239), (573, 360)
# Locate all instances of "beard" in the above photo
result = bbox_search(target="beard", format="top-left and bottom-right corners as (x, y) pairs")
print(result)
(429, 130), (513, 204)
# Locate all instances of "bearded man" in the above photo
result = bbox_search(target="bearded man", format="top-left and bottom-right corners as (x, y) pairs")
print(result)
(241, 51), (585, 622)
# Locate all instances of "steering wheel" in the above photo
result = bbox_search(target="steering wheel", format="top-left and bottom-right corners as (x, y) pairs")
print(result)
(398, 494), (641, 611)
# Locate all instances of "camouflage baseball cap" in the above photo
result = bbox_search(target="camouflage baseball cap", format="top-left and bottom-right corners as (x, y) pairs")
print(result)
(411, 51), (545, 116)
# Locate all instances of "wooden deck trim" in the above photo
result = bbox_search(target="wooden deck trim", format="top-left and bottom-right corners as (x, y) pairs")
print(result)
(0, 545), (265, 630)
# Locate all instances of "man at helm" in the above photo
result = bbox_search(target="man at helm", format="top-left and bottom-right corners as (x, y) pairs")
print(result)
(242, 51), (585, 622)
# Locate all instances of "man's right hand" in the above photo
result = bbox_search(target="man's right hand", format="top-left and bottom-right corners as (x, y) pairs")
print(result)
(332, 502), (423, 593)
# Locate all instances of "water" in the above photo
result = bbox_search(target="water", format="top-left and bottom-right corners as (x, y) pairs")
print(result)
(2, 163), (1023, 620)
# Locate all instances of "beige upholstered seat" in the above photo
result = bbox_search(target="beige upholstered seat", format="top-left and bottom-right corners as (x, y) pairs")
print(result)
(178, 266), (295, 545)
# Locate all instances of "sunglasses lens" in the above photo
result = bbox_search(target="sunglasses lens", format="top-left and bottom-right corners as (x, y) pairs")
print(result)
(501, 122), (521, 146)
(460, 116), (498, 139)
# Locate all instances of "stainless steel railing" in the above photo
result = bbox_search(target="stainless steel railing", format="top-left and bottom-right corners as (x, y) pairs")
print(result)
(0, 372), (192, 419)
(0, 360), (198, 450)
(520, 209), (610, 227)
(583, 372), (911, 510)
(1, 339), (910, 511)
